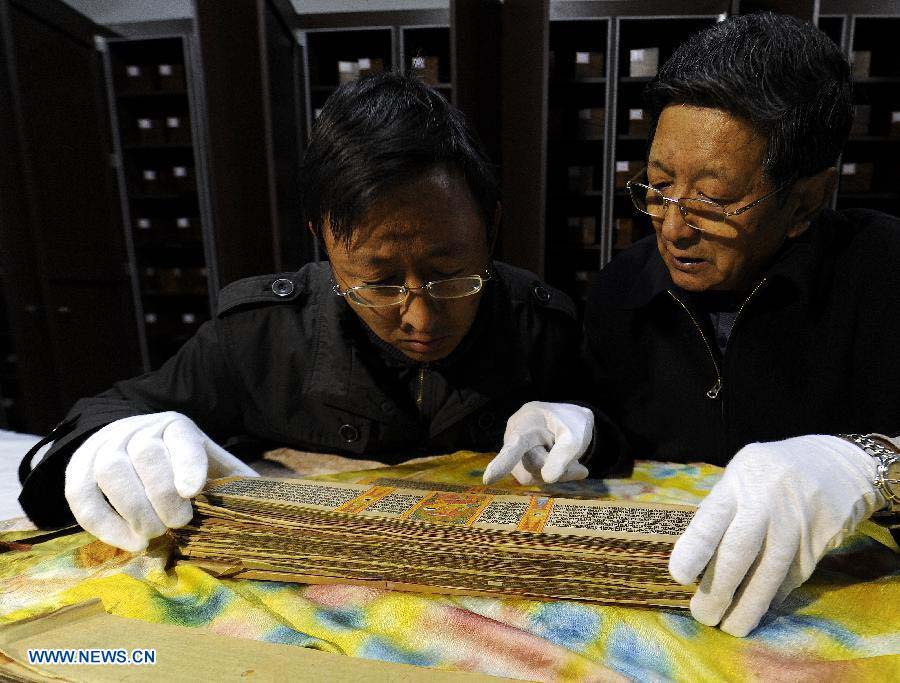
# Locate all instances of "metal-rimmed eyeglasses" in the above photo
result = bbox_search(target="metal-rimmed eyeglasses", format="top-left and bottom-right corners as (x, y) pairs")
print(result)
(332, 267), (492, 308)
(625, 168), (787, 238)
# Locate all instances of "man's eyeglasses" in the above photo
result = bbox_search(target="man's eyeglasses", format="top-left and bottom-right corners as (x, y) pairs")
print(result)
(625, 168), (787, 238)
(332, 268), (492, 308)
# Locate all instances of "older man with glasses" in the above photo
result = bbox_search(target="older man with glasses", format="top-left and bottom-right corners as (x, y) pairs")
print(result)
(18, 73), (599, 554)
(487, 13), (900, 637)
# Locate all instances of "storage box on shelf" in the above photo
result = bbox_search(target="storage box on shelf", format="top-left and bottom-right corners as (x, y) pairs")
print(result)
(402, 25), (452, 96)
(304, 28), (393, 136)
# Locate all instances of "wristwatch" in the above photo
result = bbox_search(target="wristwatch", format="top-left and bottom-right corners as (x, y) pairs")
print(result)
(838, 433), (900, 523)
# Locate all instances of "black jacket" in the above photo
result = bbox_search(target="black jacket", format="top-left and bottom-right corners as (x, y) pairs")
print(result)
(20, 261), (616, 528)
(584, 208), (900, 467)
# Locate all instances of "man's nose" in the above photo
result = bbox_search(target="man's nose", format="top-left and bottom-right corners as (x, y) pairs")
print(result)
(659, 199), (698, 244)
(400, 288), (441, 332)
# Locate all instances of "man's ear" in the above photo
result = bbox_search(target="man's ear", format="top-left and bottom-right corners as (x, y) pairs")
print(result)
(489, 202), (502, 256)
(786, 167), (837, 239)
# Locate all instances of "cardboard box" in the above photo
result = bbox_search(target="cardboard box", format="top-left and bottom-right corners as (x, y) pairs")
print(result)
(577, 108), (605, 140)
(890, 111), (900, 138)
(851, 51), (871, 79)
(338, 57), (385, 84)
(840, 161), (874, 193)
(567, 215), (597, 245)
(614, 160), (641, 188)
(627, 108), (651, 136)
(116, 63), (154, 94)
(0, 600), (504, 683)
(175, 215), (203, 242)
(614, 217), (635, 250)
(165, 115), (191, 144)
(629, 48), (659, 78)
(850, 105), (871, 136)
(338, 60), (359, 84)
(358, 57), (384, 78)
(158, 63), (186, 91)
(139, 167), (163, 195)
(567, 165), (595, 194)
(136, 117), (165, 145)
(574, 51), (605, 79)
(411, 56), (440, 85)
(170, 164), (195, 193)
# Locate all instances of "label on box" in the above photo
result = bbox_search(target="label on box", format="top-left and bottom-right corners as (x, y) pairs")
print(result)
(137, 218), (151, 229)
(358, 58), (372, 69)
(841, 163), (856, 175)
(143, 170), (157, 181)
(338, 61), (355, 73)
(138, 118), (152, 129)
(576, 52), (590, 64)
(177, 217), (190, 229)
(630, 49), (645, 62)
(126, 65), (141, 77)
(173, 166), (188, 178)
(159, 64), (173, 76)
(413, 56), (425, 70)
(145, 313), (158, 324)
(629, 109), (644, 120)
(181, 313), (196, 325)
(166, 117), (181, 128)
(579, 109), (592, 120)
(616, 161), (630, 172)
(892, 112), (900, 123)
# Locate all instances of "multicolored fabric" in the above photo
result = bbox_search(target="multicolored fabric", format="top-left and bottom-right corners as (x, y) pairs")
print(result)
(2, 453), (898, 681)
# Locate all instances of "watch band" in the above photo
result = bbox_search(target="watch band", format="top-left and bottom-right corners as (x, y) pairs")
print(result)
(837, 433), (900, 514)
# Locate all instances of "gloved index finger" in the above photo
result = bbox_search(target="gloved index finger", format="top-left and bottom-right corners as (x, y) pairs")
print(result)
(482, 432), (547, 484)
(162, 419), (209, 498)
(541, 431), (589, 483)
(668, 482), (738, 585)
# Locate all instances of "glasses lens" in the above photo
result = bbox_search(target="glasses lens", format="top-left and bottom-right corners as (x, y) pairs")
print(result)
(348, 286), (406, 307)
(428, 276), (483, 300)
(679, 198), (732, 236)
(631, 185), (666, 221)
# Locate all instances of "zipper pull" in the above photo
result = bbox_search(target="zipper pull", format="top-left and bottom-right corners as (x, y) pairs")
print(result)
(706, 378), (723, 399)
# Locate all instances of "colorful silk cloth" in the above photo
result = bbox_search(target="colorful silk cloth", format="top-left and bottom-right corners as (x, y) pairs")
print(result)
(2, 453), (898, 681)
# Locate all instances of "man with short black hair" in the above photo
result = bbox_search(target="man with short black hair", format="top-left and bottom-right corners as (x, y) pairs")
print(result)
(18, 74), (607, 552)
(487, 13), (900, 637)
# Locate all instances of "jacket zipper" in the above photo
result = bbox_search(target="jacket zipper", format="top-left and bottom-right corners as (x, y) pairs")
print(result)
(723, 278), (767, 356)
(666, 290), (723, 399)
(416, 366), (426, 412)
(666, 277), (768, 401)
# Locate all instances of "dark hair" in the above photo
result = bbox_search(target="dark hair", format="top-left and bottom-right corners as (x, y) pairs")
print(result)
(300, 73), (498, 247)
(644, 12), (852, 188)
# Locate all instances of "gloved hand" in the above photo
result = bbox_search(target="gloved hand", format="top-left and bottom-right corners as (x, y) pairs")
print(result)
(669, 434), (886, 637)
(483, 402), (593, 485)
(64, 411), (258, 552)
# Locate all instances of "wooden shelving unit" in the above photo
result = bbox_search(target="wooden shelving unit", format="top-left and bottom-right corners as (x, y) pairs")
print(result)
(822, 13), (900, 217)
(297, 10), (452, 141)
(100, 35), (216, 371)
(544, 7), (719, 306)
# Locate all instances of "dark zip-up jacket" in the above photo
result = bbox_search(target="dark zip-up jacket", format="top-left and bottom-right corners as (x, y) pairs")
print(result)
(20, 261), (618, 528)
(583, 208), (900, 468)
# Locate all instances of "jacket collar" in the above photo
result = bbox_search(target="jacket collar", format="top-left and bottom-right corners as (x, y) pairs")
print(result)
(615, 216), (823, 310)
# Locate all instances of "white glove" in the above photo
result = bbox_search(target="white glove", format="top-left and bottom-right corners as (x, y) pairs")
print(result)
(669, 435), (886, 637)
(483, 402), (593, 485)
(64, 411), (258, 552)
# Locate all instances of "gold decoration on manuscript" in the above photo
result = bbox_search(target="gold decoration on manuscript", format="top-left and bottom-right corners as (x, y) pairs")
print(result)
(173, 477), (698, 609)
